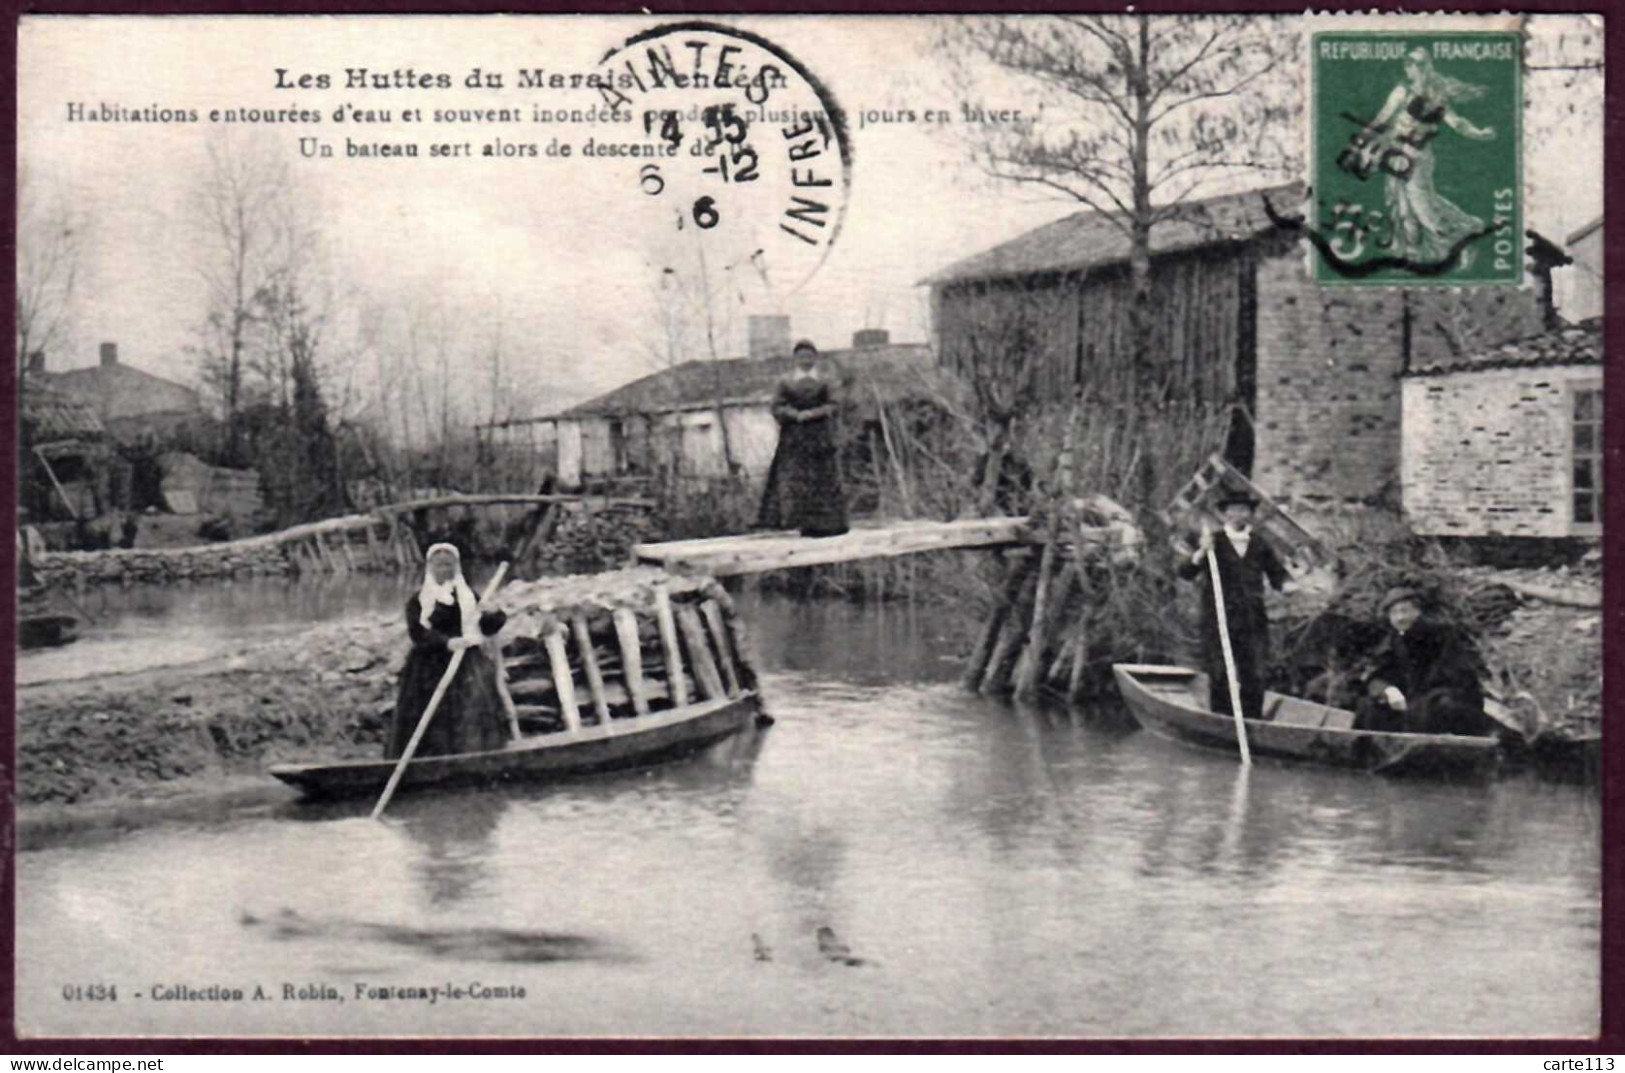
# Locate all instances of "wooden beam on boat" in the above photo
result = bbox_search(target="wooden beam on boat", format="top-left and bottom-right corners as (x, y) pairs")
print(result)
(632, 517), (1033, 577)
(700, 599), (741, 697)
(653, 586), (690, 707)
(543, 626), (582, 734)
(612, 607), (652, 717)
(491, 641), (522, 740)
(572, 613), (613, 727)
(676, 604), (727, 701)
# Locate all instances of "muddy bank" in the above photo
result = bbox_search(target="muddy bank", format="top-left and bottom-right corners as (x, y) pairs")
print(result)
(16, 567), (733, 811)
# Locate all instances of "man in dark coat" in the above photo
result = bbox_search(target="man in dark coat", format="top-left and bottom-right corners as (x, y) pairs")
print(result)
(1177, 490), (1290, 719)
(1355, 587), (1492, 737)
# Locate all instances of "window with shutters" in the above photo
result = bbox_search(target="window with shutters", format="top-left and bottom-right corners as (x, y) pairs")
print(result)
(1570, 382), (1603, 535)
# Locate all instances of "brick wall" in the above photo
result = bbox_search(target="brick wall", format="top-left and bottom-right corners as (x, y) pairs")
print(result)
(1251, 241), (1545, 505)
(1252, 250), (1409, 503)
(1402, 364), (1600, 537)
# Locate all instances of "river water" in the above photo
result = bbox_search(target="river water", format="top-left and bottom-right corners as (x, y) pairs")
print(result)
(16, 580), (1601, 1038)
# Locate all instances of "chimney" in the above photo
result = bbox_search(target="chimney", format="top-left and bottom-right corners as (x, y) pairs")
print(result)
(852, 328), (890, 350)
(27, 351), (45, 375)
(100, 342), (118, 368)
(747, 315), (791, 361)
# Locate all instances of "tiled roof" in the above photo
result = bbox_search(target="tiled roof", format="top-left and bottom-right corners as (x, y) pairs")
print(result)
(557, 343), (963, 419)
(1404, 322), (1603, 378)
(41, 362), (200, 420)
(21, 381), (106, 441)
(922, 181), (1305, 286)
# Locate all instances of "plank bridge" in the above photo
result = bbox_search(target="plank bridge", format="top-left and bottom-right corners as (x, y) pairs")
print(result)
(631, 517), (1038, 577)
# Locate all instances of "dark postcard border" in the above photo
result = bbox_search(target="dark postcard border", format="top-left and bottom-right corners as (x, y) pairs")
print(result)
(1, 0), (1618, 1056)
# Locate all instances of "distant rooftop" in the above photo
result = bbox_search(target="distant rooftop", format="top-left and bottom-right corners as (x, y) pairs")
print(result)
(554, 341), (962, 420)
(922, 181), (1305, 287)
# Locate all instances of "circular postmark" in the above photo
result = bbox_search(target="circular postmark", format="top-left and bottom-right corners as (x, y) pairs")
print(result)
(592, 21), (852, 296)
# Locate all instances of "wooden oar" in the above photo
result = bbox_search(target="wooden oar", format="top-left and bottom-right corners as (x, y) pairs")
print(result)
(371, 561), (510, 819)
(1205, 543), (1252, 767)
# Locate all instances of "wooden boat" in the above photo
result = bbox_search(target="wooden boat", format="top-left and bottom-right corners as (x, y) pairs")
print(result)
(1112, 663), (1501, 779)
(18, 610), (78, 649)
(270, 568), (767, 801)
(270, 693), (762, 799)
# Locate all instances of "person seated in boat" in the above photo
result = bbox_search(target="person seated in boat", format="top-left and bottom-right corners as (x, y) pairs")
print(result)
(386, 543), (510, 760)
(1353, 587), (1492, 737)
(1176, 489), (1290, 721)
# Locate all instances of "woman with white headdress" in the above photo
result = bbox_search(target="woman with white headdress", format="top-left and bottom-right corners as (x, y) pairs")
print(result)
(385, 543), (510, 759)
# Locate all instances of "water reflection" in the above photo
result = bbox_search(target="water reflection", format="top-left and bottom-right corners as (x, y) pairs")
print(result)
(13, 586), (1602, 1038)
(392, 789), (509, 908)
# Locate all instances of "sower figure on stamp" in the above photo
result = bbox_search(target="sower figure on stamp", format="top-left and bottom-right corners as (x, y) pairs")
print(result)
(756, 339), (850, 538)
(386, 543), (510, 760)
(1177, 490), (1289, 720)
(1354, 587), (1493, 738)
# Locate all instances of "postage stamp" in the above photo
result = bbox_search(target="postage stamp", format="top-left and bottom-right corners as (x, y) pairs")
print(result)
(1310, 30), (1522, 286)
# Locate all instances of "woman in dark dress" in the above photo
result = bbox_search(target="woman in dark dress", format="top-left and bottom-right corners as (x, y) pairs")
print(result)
(385, 543), (510, 759)
(756, 339), (849, 537)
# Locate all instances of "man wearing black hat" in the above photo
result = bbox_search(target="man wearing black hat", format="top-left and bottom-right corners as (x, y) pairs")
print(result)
(1177, 489), (1290, 720)
(1355, 587), (1491, 736)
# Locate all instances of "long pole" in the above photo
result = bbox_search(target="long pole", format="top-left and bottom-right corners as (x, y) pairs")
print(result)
(371, 560), (510, 819)
(1205, 545), (1252, 767)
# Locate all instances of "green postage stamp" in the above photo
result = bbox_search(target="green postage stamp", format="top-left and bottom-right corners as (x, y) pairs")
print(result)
(1311, 32), (1522, 286)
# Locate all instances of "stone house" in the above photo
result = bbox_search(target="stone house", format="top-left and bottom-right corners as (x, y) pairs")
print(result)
(494, 321), (964, 492)
(1401, 323), (1603, 538)
(923, 182), (1552, 507)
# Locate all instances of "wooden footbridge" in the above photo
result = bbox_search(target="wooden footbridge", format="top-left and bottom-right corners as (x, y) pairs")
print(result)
(631, 517), (1036, 577)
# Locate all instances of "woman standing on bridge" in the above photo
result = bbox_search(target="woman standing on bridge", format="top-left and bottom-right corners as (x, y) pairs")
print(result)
(756, 340), (849, 538)
(386, 543), (510, 760)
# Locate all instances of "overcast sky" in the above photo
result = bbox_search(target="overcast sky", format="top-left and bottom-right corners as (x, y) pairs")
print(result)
(18, 14), (1603, 420)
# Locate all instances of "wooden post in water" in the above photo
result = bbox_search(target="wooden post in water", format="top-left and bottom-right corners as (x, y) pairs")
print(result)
(572, 613), (612, 727)
(363, 522), (381, 570)
(653, 585), (690, 707)
(612, 607), (652, 717)
(964, 551), (1036, 692)
(1013, 543), (1060, 699)
(1065, 617), (1090, 702)
(677, 604), (727, 701)
(543, 624), (582, 734)
(980, 567), (1039, 695)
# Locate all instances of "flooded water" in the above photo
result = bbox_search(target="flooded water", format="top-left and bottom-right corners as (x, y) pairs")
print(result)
(15, 585), (1601, 1038)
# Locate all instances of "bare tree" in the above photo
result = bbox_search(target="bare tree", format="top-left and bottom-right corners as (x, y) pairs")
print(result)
(190, 132), (291, 464)
(940, 15), (1298, 408)
(934, 274), (1076, 514)
(16, 166), (87, 392)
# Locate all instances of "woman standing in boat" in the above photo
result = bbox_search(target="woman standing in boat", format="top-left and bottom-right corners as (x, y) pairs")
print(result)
(386, 543), (510, 759)
(756, 339), (849, 538)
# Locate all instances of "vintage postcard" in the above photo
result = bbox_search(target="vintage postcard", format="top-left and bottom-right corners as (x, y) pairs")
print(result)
(12, 11), (1605, 1043)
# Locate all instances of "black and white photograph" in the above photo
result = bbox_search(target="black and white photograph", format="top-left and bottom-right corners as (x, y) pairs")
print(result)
(11, 10), (1607, 1042)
